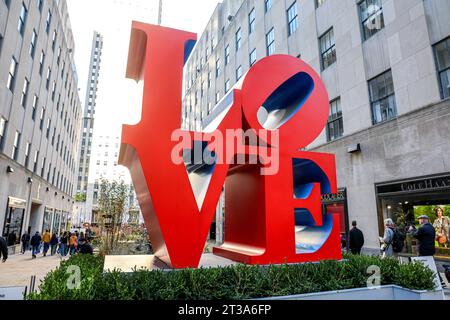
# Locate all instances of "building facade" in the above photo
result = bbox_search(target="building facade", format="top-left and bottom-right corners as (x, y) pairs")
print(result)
(0, 0), (82, 248)
(76, 31), (103, 198)
(73, 133), (141, 226)
(182, 0), (450, 251)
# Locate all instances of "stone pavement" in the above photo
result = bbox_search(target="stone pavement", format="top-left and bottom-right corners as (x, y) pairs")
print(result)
(0, 251), (66, 289)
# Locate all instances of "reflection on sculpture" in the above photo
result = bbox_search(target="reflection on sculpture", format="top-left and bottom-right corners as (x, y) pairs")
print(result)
(119, 22), (342, 269)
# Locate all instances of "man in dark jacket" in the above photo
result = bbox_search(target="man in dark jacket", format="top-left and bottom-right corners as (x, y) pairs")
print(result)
(409, 215), (436, 256)
(349, 221), (365, 255)
(30, 232), (42, 259)
(21, 232), (31, 254)
(0, 236), (8, 262)
(78, 238), (93, 255)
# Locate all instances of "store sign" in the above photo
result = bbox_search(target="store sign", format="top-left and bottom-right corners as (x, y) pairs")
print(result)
(322, 190), (347, 204)
(120, 22), (341, 269)
(378, 176), (450, 195)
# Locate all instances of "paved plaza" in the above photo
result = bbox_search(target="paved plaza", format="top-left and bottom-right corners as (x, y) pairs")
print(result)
(0, 251), (66, 289)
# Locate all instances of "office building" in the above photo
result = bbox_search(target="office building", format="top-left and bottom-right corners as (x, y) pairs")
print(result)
(182, 0), (450, 252)
(0, 0), (82, 249)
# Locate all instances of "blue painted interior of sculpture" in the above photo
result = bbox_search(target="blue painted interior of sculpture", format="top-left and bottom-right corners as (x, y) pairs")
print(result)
(258, 72), (314, 130)
(183, 141), (217, 211)
(184, 40), (197, 64)
(293, 159), (334, 254)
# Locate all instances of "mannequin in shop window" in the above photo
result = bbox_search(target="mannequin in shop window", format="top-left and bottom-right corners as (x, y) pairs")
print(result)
(433, 207), (450, 248)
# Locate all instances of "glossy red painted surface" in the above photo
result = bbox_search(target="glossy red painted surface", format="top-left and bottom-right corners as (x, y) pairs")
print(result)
(120, 22), (342, 269)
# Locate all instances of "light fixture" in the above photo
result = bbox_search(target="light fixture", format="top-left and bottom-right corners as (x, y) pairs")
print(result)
(347, 144), (361, 154)
(6, 166), (14, 173)
(55, 192), (58, 196)
(387, 206), (392, 210)
(46, 187), (50, 192)
(405, 201), (409, 205)
(27, 177), (33, 184)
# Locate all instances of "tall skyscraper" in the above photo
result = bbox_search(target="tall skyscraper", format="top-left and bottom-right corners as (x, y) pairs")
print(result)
(0, 0), (83, 247)
(76, 31), (103, 197)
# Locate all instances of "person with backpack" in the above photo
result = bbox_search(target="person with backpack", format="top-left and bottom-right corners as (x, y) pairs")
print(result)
(380, 219), (395, 258)
(409, 215), (436, 257)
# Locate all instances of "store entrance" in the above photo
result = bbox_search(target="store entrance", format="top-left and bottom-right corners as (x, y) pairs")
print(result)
(376, 174), (450, 257)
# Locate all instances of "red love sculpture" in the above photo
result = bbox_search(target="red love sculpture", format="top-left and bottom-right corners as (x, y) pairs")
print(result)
(119, 22), (342, 269)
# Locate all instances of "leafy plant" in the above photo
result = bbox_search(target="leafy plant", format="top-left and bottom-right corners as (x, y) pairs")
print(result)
(28, 254), (436, 300)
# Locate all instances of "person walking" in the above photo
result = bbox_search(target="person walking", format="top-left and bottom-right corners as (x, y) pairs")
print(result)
(433, 207), (450, 248)
(78, 238), (93, 255)
(60, 232), (68, 256)
(21, 231), (31, 254)
(50, 233), (59, 256)
(0, 236), (8, 263)
(30, 232), (42, 259)
(349, 221), (365, 255)
(409, 215), (436, 257)
(69, 232), (78, 255)
(42, 230), (51, 257)
(380, 218), (395, 258)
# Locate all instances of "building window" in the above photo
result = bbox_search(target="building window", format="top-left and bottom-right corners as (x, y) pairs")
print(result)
(249, 8), (256, 34)
(52, 30), (57, 50)
(39, 107), (45, 130)
(46, 67), (51, 89)
(0, 118), (7, 151)
(31, 95), (38, 120)
(33, 150), (39, 173)
(225, 79), (231, 93)
(7, 57), (18, 91)
(266, 28), (275, 56)
(24, 143), (31, 168)
(208, 71), (212, 88)
(327, 98), (344, 142)
(21, 78), (29, 108)
(30, 30), (37, 57)
(12, 131), (21, 161)
(236, 66), (243, 81)
(225, 45), (230, 66)
(39, 51), (45, 76)
(216, 91), (220, 103)
(316, 0), (326, 8)
(37, 0), (44, 12)
(359, 0), (384, 41)
(287, 2), (298, 36)
(434, 37), (450, 99)
(216, 58), (221, 78)
(369, 70), (397, 124)
(236, 28), (242, 51)
(45, 10), (52, 33)
(320, 28), (336, 70)
(265, 0), (273, 13)
(250, 49), (257, 66)
(18, 3), (28, 36)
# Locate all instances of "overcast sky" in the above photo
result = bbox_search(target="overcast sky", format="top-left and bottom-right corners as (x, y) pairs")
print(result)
(67, 0), (220, 134)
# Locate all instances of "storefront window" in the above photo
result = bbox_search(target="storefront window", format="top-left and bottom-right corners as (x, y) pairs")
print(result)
(52, 210), (61, 234)
(42, 207), (53, 233)
(2, 197), (26, 246)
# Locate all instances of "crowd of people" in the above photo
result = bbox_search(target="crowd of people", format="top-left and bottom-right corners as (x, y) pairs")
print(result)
(348, 206), (450, 258)
(0, 229), (93, 263)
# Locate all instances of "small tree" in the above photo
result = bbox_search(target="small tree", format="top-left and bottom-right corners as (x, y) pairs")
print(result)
(98, 179), (128, 255)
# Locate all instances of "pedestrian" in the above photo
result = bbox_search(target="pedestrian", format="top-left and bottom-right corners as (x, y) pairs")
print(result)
(409, 215), (436, 257)
(42, 230), (51, 257)
(21, 231), (31, 254)
(0, 236), (8, 263)
(50, 233), (59, 256)
(349, 221), (365, 255)
(30, 232), (42, 259)
(78, 238), (93, 255)
(60, 232), (68, 256)
(380, 218), (395, 258)
(69, 232), (78, 255)
(433, 206), (450, 248)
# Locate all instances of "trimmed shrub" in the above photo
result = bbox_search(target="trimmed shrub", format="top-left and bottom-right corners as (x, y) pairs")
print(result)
(28, 254), (436, 300)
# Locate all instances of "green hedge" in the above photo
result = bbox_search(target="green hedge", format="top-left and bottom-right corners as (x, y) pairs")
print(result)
(28, 254), (436, 300)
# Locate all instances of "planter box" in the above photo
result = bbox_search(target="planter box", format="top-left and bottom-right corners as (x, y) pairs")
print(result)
(259, 285), (445, 301)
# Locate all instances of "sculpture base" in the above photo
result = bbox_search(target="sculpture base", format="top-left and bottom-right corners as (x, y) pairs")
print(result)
(103, 253), (238, 272)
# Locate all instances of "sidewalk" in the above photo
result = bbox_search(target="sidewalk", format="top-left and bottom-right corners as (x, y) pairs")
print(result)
(0, 251), (66, 289)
